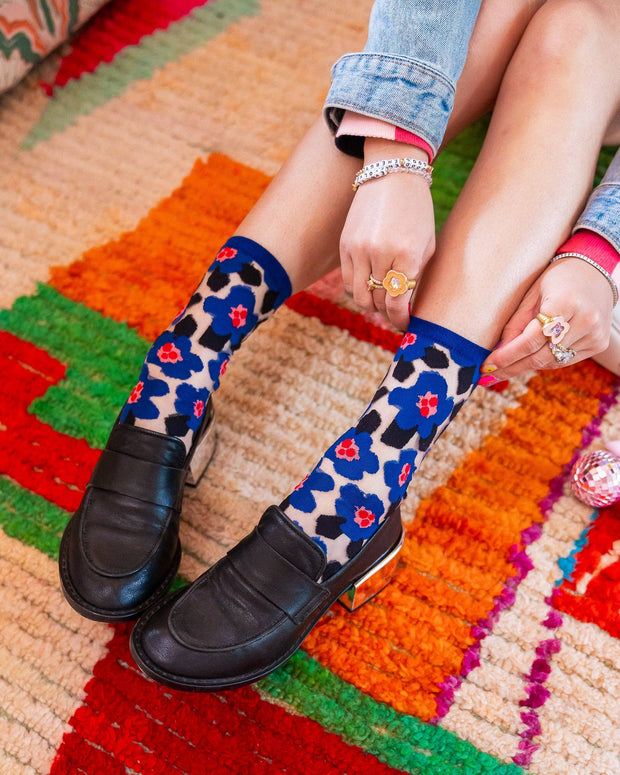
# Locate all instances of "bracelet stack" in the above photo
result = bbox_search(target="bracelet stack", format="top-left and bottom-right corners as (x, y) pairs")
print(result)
(550, 252), (619, 306)
(353, 157), (433, 191)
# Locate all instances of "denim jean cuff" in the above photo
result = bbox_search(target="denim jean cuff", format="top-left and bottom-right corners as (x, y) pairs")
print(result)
(575, 183), (620, 256)
(323, 52), (456, 157)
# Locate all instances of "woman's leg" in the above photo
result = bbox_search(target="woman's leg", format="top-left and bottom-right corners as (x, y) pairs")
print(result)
(129, 0), (620, 690)
(61, 0), (558, 625)
(116, 0), (547, 453)
(443, 0), (546, 146)
(421, 0), (620, 345)
(285, 0), (620, 569)
(58, 119), (360, 622)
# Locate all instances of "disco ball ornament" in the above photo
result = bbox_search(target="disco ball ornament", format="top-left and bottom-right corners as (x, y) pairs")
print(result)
(571, 450), (620, 507)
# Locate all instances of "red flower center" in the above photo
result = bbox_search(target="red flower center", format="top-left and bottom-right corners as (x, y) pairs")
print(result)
(216, 247), (238, 261)
(398, 463), (412, 487)
(402, 332), (417, 348)
(157, 342), (183, 363)
(354, 507), (376, 529)
(219, 358), (229, 377)
(294, 474), (309, 491)
(128, 381), (143, 403)
(194, 400), (204, 418)
(229, 304), (248, 328)
(335, 438), (360, 461)
(416, 390), (438, 418)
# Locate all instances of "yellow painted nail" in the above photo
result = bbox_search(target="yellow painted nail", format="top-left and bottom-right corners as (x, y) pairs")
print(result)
(482, 365), (497, 374)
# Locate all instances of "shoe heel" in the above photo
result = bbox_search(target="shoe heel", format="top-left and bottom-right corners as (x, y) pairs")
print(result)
(338, 528), (405, 612)
(186, 401), (217, 487)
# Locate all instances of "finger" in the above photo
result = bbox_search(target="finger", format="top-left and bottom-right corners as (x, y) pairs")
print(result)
(496, 337), (583, 378)
(352, 256), (381, 314)
(385, 289), (415, 331)
(492, 326), (590, 379)
(484, 318), (547, 373)
(341, 250), (354, 295)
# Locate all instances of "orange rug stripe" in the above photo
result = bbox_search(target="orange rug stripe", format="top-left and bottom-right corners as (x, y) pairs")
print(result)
(50, 155), (270, 340)
(301, 364), (614, 720)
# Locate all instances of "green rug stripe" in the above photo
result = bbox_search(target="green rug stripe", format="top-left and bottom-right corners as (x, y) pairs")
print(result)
(0, 284), (146, 376)
(260, 652), (523, 775)
(23, 0), (260, 149)
(0, 477), (68, 560)
(0, 284), (146, 447)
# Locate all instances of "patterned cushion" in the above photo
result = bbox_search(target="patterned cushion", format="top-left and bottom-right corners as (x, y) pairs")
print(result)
(0, 0), (109, 94)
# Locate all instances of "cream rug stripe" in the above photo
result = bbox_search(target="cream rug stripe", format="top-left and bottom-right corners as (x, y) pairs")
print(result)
(0, 530), (111, 775)
(441, 396), (620, 774)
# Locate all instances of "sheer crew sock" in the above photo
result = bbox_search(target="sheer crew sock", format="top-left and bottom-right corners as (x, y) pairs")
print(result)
(120, 236), (292, 452)
(281, 317), (490, 578)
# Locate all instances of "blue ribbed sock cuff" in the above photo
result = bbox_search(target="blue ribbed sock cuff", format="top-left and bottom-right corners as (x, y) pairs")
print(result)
(225, 236), (292, 307)
(407, 316), (491, 366)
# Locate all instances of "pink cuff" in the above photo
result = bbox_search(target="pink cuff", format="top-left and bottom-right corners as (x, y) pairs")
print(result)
(337, 112), (434, 162)
(556, 230), (620, 275)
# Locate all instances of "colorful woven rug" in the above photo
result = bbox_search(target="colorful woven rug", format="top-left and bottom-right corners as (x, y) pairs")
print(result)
(2, 2), (620, 773)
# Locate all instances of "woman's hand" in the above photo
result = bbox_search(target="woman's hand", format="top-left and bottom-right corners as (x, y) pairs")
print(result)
(481, 256), (615, 380)
(339, 139), (435, 331)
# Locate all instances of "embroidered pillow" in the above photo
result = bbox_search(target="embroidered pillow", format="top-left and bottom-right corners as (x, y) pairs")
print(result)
(0, 0), (109, 94)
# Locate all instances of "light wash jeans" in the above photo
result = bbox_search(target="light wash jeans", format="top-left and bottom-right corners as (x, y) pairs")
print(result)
(575, 150), (620, 253)
(324, 0), (481, 156)
(324, 0), (620, 256)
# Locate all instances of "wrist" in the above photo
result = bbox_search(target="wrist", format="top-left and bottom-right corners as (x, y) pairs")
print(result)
(363, 137), (430, 165)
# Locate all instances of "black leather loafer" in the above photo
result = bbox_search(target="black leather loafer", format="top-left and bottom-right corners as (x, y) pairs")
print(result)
(59, 399), (216, 622)
(129, 503), (403, 691)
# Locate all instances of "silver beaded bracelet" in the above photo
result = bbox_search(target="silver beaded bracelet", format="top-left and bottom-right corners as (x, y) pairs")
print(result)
(352, 157), (433, 191)
(549, 251), (619, 306)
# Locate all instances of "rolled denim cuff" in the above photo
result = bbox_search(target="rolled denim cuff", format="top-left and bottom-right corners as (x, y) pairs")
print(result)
(324, 52), (456, 157)
(574, 183), (620, 255)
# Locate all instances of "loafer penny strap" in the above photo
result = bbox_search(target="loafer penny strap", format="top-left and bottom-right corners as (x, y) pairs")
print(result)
(91, 448), (184, 509)
(227, 530), (330, 625)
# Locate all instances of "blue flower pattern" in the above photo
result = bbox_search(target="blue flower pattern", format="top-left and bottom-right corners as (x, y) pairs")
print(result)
(203, 285), (259, 347)
(146, 332), (204, 379)
(335, 484), (384, 543)
(384, 450), (418, 503)
(207, 352), (230, 390)
(207, 246), (247, 274)
(174, 383), (210, 432)
(120, 364), (169, 422)
(288, 468), (335, 514)
(324, 431), (379, 480)
(388, 370), (453, 439)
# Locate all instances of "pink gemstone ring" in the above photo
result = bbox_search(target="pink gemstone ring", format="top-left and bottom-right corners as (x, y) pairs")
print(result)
(536, 312), (570, 345)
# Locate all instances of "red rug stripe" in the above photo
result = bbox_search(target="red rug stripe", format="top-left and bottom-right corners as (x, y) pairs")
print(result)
(51, 625), (404, 775)
(286, 292), (402, 353)
(0, 331), (98, 512)
(48, 0), (215, 90)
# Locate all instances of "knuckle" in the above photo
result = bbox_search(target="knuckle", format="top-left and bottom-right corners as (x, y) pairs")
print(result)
(530, 352), (551, 370)
(581, 308), (602, 330)
(592, 331), (610, 354)
(353, 287), (371, 309)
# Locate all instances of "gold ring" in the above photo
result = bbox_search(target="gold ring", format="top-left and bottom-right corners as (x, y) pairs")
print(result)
(366, 274), (384, 291)
(366, 270), (417, 297)
(536, 312), (570, 345)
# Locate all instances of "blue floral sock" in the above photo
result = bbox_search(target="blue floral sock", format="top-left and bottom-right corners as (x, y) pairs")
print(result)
(282, 317), (490, 578)
(120, 236), (291, 452)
